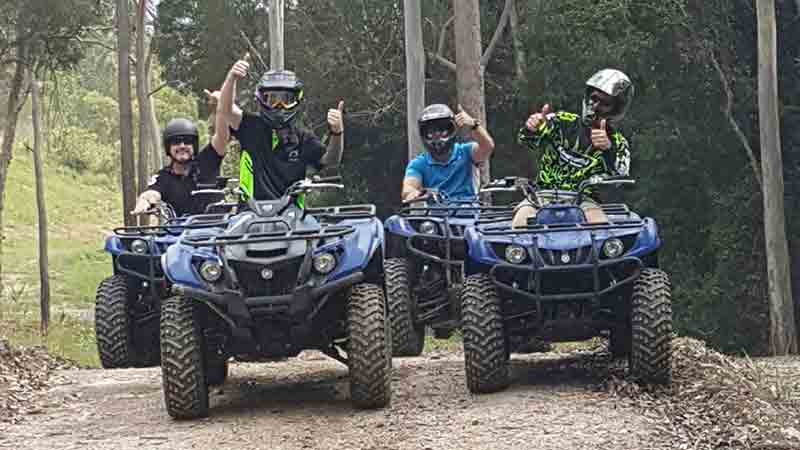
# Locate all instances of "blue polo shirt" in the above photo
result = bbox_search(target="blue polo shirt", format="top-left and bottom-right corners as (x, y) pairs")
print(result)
(404, 142), (477, 200)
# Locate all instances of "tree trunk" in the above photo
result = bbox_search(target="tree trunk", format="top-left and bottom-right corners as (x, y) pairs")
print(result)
(508, 0), (528, 92)
(0, 26), (30, 298)
(403, 0), (426, 162)
(757, 0), (798, 354)
(30, 79), (50, 336)
(453, 0), (489, 198)
(135, 0), (150, 225)
(117, 0), (137, 227)
(269, 0), (285, 70)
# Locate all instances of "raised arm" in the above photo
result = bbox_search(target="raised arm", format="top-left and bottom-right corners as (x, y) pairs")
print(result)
(220, 57), (248, 131)
(320, 100), (345, 168)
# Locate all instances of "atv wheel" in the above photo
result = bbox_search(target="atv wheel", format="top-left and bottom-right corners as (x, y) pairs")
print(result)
(95, 275), (136, 369)
(630, 268), (673, 384)
(461, 273), (510, 393)
(385, 258), (425, 357)
(160, 296), (209, 419)
(347, 283), (391, 409)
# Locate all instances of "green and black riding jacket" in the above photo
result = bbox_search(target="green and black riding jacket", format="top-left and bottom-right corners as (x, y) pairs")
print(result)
(517, 111), (630, 192)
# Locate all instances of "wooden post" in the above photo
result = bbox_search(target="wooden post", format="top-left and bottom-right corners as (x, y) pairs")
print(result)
(30, 79), (50, 337)
(757, 0), (798, 354)
(269, 0), (285, 70)
(403, 0), (425, 161)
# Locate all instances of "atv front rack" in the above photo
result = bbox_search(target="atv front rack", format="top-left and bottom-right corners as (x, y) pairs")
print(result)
(474, 203), (635, 226)
(400, 203), (514, 218)
(181, 217), (355, 247)
(479, 218), (644, 235)
(113, 213), (233, 236)
(307, 204), (376, 220)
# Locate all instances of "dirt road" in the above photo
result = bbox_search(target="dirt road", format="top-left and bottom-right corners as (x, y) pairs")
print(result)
(0, 351), (672, 450)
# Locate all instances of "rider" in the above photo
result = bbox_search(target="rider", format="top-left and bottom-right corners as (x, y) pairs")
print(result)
(132, 90), (235, 217)
(511, 68), (633, 228)
(219, 56), (344, 201)
(401, 104), (495, 202)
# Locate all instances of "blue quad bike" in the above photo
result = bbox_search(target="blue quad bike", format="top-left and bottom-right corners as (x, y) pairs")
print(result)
(95, 179), (236, 369)
(460, 175), (672, 393)
(159, 176), (391, 419)
(383, 191), (513, 356)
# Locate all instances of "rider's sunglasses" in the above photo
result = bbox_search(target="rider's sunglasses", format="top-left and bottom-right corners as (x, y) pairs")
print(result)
(589, 91), (615, 109)
(168, 135), (195, 147)
(258, 89), (300, 110)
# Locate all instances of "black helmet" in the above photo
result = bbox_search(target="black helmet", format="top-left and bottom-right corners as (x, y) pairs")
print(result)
(581, 68), (634, 126)
(162, 118), (199, 156)
(418, 104), (456, 156)
(255, 70), (304, 128)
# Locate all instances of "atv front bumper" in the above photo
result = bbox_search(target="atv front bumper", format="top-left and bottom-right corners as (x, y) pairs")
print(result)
(489, 255), (642, 302)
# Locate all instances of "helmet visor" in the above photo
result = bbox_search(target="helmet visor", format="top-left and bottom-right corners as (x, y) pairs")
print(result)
(420, 119), (455, 142)
(257, 89), (300, 110)
(167, 135), (196, 147)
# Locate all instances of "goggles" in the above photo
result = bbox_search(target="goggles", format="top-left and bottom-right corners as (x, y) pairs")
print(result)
(258, 89), (300, 110)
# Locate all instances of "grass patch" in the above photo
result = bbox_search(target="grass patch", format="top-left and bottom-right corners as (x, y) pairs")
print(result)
(2, 150), (119, 367)
(423, 330), (463, 354)
(0, 317), (99, 368)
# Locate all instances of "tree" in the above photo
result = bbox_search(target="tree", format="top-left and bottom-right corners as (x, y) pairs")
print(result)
(756, 0), (797, 354)
(269, 0), (285, 70)
(117, 0), (137, 226)
(29, 79), (50, 336)
(403, 0), (425, 161)
(0, 0), (106, 296)
(135, 0), (160, 225)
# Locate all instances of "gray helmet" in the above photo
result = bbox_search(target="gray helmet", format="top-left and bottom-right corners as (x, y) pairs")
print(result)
(162, 118), (199, 156)
(255, 70), (304, 128)
(418, 104), (456, 156)
(581, 69), (634, 126)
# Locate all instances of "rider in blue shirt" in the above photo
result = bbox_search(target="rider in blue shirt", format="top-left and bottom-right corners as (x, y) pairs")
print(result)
(402, 104), (495, 202)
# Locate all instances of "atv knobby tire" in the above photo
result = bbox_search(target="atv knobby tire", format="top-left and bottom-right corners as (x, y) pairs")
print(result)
(95, 275), (136, 369)
(160, 296), (209, 419)
(461, 273), (510, 393)
(630, 268), (673, 384)
(347, 283), (391, 409)
(385, 258), (425, 357)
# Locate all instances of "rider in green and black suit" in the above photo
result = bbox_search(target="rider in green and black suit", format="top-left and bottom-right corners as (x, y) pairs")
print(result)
(512, 68), (633, 227)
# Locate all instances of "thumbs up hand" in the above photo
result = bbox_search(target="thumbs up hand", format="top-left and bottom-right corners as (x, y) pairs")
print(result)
(454, 104), (477, 129)
(525, 104), (552, 131)
(591, 119), (611, 151)
(327, 100), (345, 134)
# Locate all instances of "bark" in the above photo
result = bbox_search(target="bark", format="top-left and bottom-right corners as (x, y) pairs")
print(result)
(269, 0), (285, 70)
(403, 0), (425, 161)
(117, 0), (137, 226)
(30, 79), (50, 336)
(0, 18), (30, 298)
(135, 0), (150, 225)
(453, 0), (489, 197)
(757, 0), (798, 354)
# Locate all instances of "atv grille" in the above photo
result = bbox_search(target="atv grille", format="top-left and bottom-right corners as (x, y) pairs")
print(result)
(230, 257), (303, 298)
(539, 245), (593, 266)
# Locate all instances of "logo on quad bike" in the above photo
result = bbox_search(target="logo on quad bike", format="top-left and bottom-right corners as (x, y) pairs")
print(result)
(560, 252), (571, 264)
(261, 267), (274, 280)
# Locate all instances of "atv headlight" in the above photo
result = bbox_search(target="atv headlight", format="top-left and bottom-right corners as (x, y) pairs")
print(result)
(419, 220), (438, 235)
(313, 252), (337, 274)
(130, 239), (148, 254)
(603, 238), (625, 258)
(199, 260), (223, 282)
(505, 245), (527, 264)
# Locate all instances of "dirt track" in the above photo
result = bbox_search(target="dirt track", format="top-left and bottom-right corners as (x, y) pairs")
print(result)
(0, 350), (679, 450)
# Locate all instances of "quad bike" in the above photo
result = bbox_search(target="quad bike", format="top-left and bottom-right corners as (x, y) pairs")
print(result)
(95, 179), (234, 369)
(159, 176), (391, 419)
(460, 175), (672, 393)
(383, 191), (512, 356)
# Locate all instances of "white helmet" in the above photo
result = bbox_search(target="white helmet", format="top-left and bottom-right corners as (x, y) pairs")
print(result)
(581, 68), (634, 126)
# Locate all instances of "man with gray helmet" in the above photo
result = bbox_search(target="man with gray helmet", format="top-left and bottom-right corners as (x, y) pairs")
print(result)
(511, 68), (633, 227)
(132, 90), (236, 216)
(401, 104), (495, 202)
